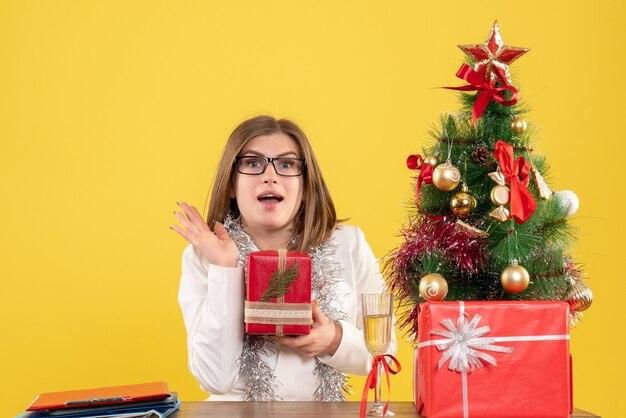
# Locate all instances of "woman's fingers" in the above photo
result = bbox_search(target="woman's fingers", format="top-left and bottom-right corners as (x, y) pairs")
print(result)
(173, 210), (199, 233)
(311, 301), (331, 327)
(170, 224), (191, 241)
(213, 222), (232, 242)
(171, 202), (239, 267)
(274, 335), (318, 358)
(178, 202), (208, 230)
(274, 335), (309, 349)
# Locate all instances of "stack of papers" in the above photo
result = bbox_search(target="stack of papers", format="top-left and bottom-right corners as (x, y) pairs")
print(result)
(17, 382), (180, 418)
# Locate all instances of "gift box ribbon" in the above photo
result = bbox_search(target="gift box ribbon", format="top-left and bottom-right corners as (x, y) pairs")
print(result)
(417, 301), (569, 418)
(244, 301), (313, 326)
(244, 249), (312, 336)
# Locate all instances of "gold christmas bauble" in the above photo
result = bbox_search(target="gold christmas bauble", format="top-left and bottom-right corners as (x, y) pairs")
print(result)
(419, 273), (449, 301)
(432, 162), (461, 191)
(490, 185), (510, 206)
(511, 117), (527, 134)
(501, 263), (530, 293)
(566, 281), (593, 312)
(450, 185), (477, 218)
(424, 154), (440, 167)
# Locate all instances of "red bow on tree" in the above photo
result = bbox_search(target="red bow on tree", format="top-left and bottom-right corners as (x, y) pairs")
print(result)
(445, 64), (518, 125)
(360, 354), (401, 418)
(407, 154), (433, 208)
(494, 140), (537, 223)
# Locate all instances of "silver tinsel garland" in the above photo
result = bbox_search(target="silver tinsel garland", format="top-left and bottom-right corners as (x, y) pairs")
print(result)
(224, 212), (349, 401)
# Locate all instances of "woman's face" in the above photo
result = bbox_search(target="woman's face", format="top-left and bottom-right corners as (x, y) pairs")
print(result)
(232, 132), (304, 237)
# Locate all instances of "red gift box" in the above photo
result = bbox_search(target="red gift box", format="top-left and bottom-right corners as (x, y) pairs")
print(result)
(244, 250), (312, 336)
(414, 301), (571, 418)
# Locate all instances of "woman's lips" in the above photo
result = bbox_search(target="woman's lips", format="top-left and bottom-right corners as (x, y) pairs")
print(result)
(258, 194), (283, 209)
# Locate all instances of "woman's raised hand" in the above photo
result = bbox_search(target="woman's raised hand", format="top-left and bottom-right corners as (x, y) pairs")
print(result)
(171, 202), (240, 268)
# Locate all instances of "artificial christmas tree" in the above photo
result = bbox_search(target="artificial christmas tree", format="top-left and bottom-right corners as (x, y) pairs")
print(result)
(385, 21), (592, 417)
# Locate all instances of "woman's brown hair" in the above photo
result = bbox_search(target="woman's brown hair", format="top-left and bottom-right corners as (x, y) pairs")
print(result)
(206, 115), (340, 252)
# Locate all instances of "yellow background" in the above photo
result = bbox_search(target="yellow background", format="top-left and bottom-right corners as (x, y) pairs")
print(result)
(1, 1), (623, 416)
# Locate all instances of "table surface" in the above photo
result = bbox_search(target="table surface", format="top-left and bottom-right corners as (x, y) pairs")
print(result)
(170, 401), (600, 418)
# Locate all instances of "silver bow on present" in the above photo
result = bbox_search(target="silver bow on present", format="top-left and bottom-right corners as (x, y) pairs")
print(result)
(431, 313), (514, 373)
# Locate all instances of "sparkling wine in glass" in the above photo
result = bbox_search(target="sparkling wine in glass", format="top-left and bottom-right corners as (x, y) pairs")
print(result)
(362, 293), (394, 416)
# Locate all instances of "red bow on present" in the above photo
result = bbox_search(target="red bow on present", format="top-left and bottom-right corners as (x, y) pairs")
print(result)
(407, 154), (433, 207)
(360, 354), (401, 418)
(444, 64), (519, 125)
(494, 140), (537, 223)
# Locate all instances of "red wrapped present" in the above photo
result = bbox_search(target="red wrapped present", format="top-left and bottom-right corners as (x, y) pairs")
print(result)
(244, 249), (312, 336)
(415, 301), (571, 418)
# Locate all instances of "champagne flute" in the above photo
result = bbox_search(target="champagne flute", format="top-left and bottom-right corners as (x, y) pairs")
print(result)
(362, 293), (394, 416)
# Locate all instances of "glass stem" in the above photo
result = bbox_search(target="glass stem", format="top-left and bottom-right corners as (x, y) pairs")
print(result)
(375, 358), (383, 406)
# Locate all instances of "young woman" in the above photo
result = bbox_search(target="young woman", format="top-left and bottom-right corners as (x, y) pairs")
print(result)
(172, 115), (397, 401)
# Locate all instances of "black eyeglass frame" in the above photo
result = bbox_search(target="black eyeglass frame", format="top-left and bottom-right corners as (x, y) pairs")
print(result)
(234, 155), (306, 177)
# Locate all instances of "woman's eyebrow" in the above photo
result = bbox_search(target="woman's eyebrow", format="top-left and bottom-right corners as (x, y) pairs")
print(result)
(240, 150), (300, 157)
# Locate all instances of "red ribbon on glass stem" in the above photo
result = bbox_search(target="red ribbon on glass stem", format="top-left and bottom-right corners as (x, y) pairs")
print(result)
(360, 354), (401, 418)
(406, 154), (433, 207)
(494, 140), (537, 223)
(444, 64), (518, 125)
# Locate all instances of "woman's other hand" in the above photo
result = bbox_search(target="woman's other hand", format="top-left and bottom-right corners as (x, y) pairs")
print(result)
(171, 202), (239, 268)
(271, 301), (342, 358)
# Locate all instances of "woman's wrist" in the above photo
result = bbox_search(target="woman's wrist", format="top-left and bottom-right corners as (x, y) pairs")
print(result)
(327, 321), (343, 356)
(206, 258), (239, 268)
(198, 249), (239, 268)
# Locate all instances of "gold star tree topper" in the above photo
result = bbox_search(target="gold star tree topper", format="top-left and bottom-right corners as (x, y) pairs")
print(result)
(458, 21), (530, 85)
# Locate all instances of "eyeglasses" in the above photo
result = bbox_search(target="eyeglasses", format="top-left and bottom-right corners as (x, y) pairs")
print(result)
(235, 155), (306, 177)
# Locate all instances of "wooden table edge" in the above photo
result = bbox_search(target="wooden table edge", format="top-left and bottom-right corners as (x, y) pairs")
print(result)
(171, 401), (600, 417)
